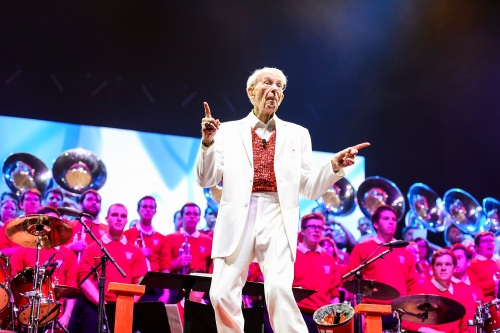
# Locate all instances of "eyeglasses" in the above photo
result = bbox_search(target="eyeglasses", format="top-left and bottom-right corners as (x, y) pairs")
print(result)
(257, 79), (286, 92)
(305, 225), (323, 231)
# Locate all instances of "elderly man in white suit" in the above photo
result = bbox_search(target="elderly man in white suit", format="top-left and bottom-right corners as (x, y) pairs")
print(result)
(196, 67), (369, 333)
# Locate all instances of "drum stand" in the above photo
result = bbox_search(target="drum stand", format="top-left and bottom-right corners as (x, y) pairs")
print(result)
(468, 301), (485, 333)
(71, 214), (126, 333)
(27, 240), (48, 333)
(392, 307), (428, 333)
(341, 247), (393, 333)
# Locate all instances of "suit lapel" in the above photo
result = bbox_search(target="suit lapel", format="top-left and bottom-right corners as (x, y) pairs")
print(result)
(274, 118), (286, 158)
(237, 120), (253, 166)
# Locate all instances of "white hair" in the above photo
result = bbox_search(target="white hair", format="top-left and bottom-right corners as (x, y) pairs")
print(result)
(246, 67), (287, 90)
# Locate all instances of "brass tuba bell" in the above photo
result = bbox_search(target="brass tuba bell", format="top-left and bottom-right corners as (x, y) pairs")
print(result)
(356, 176), (405, 221)
(443, 188), (486, 235)
(316, 178), (356, 216)
(52, 148), (107, 195)
(407, 183), (449, 233)
(2, 153), (51, 196)
(482, 197), (500, 235)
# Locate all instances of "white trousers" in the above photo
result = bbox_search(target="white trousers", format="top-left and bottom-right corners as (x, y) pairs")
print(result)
(210, 193), (308, 333)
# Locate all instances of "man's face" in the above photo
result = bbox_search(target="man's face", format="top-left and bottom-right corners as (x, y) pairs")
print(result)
(205, 211), (217, 229)
(302, 218), (324, 245)
(433, 254), (455, 284)
(182, 206), (200, 233)
(403, 229), (415, 241)
(453, 249), (469, 276)
(21, 192), (41, 215)
(247, 72), (285, 116)
(81, 192), (101, 217)
(446, 226), (464, 245)
(476, 234), (496, 259)
(138, 198), (156, 221)
(106, 205), (128, 236)
(373, 210), (397, 238)
(358, 220), (372, 235)
(1, 200), (17, 222)
(44, 193), (63, 208)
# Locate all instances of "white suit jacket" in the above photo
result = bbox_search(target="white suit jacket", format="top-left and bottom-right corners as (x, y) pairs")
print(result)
(196, 113), (344, 261)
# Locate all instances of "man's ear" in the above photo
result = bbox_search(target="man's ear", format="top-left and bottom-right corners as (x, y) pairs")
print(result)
(247, 86), (255, 101)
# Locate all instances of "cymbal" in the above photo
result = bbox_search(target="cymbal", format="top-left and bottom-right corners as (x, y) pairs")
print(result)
(5, 214), (72, 248)
(54, 285), (81, 299)
(391, 294), (465, 325)
(341, 279), (400, 300)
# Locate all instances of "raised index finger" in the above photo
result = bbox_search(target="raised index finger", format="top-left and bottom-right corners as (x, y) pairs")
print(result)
(204, 102), (212, 118)
(353, 142), (371, 151)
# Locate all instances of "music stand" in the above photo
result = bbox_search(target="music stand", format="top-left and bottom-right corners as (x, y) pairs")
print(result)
(105, 302), (170, 333)
(140, 272), (316, 333)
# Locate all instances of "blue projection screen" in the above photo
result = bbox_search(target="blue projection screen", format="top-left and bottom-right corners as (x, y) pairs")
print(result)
(0, 115), (365, 236)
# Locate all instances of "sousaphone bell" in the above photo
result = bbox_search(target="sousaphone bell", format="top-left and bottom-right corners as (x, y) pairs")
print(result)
(356, 176), (405, 221)
(443, 188), (485, 235)
(52, 148), (107, 195)
(407, 183), (449, 233)
(2, 153), (51, 196)
(482, 197), (500, 235)
(316, 178), (356, 216)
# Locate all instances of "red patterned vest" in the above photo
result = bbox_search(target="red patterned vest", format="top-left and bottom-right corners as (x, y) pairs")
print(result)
(251, 128), (277, 192)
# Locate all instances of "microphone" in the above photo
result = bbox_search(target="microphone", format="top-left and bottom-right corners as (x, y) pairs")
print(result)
(42, 252), (58, 268)
(57, 207), (94, 219)
(262, 139), (267, 148)
(382, 240), (409, 248)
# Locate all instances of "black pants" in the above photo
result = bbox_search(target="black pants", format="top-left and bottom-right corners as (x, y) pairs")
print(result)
(68, 297), (113, 333)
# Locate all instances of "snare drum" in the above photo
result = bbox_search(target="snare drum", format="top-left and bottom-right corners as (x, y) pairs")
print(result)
(0, 253), (11, 313)
(484, 299), (500, 333)
(313, 303), (355, 333)
(10, 267), (60, 326)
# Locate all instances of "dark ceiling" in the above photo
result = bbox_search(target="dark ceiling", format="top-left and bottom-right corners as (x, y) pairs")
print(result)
(1, 0), (499, 206)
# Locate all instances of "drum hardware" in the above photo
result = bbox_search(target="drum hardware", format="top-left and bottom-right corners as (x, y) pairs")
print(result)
(316, 178), (356, 216)
(443, 188), (486, 235)
(53, 285), (81, 300)
(0, 254), (11, 316)
(341, 279), (400, 301)
(2, 153), (51, 197)
(341, 244), (402, 333)
(391, 294), (466, 326)
(476, 298), (500, 333)
(5, 215), (71, 333)
(356, 176), (405, 221)
(313, 303), (354, 333)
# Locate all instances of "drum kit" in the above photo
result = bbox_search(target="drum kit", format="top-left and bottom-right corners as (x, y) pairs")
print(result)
(312, 279), (471, 333)
(0, 214), (80, 333)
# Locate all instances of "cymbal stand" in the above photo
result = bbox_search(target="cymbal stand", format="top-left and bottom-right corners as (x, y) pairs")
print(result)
(74, 215), (126, 333)
(468, 301), (484, 333)
(27, 238), (45, 333)
(392, 307), (428, 333)
(341, 248), (391, 333)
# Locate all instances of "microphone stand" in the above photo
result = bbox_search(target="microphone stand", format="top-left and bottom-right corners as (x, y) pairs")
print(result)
(341, 247), (393, 333)
(75, 215), (126, 333)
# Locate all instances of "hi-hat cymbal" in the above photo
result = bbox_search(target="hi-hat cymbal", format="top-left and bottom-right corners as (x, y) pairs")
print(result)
(54, 285), (81, 299)
(5, 214), (72, 248)
(341, 279), (400, 300)
(391, 294), (465, 325)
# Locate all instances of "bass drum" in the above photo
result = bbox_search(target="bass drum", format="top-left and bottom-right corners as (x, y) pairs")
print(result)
(0, 253), (11, 313)
(10, 268), (59, 327)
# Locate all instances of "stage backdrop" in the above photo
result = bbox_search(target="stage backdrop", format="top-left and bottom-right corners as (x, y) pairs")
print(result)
(0, 115), (365, 236)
